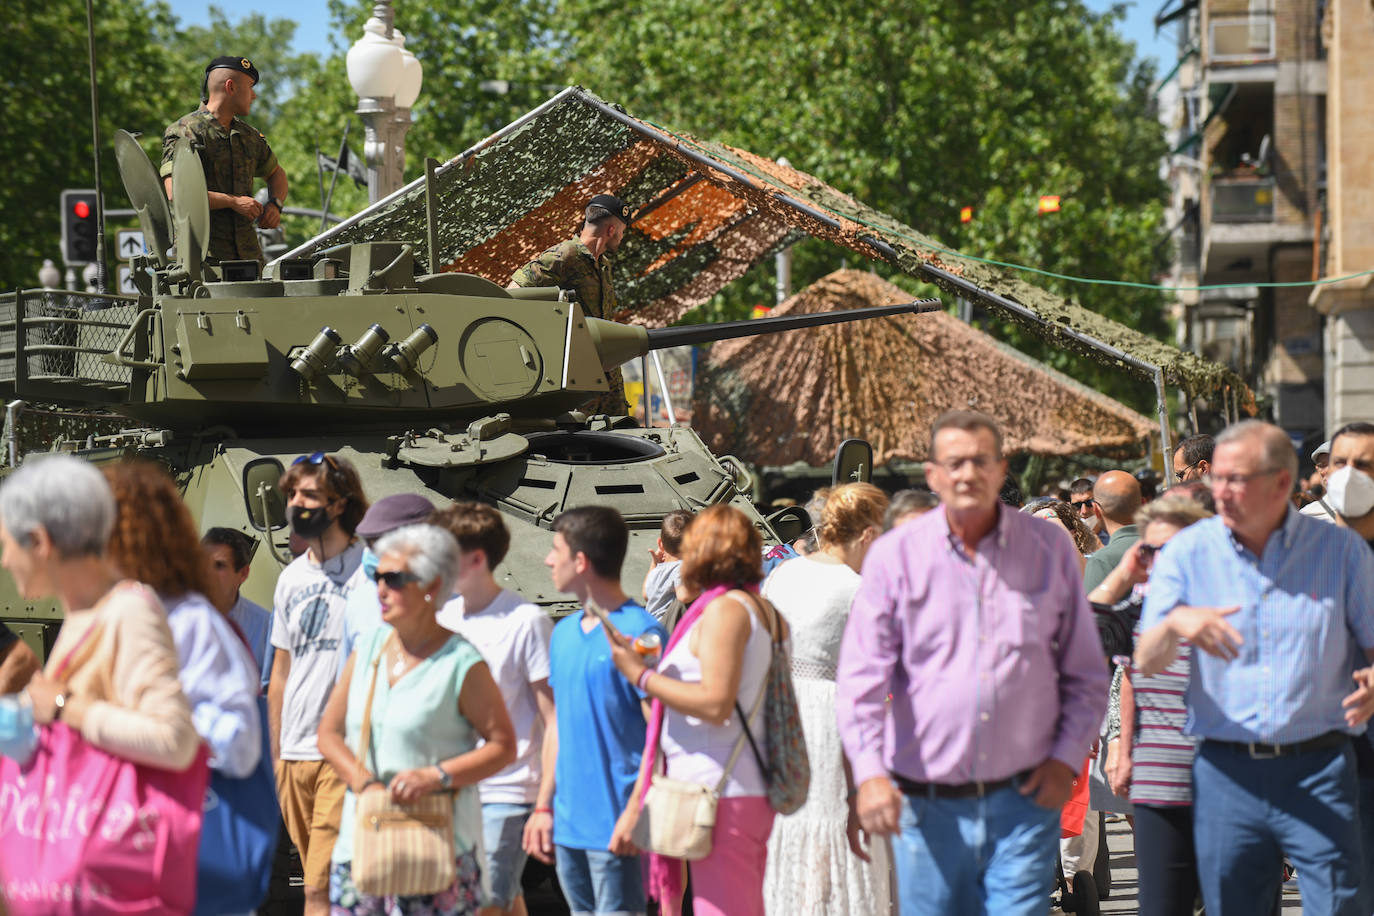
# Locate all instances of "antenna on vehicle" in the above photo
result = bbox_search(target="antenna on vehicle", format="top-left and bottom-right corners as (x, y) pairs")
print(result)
(425, 157), (441, 273)
(83, 0), (109, 291)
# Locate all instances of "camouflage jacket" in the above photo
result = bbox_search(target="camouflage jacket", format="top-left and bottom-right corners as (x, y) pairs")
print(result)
(160, 109), (279, 263)
(510, 238), (627, 415)
(508, 238), (618, 320)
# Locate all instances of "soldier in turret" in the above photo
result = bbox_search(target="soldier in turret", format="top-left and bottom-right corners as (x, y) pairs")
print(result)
(161, 56), (289, 266)
(510, 194), (632, 415)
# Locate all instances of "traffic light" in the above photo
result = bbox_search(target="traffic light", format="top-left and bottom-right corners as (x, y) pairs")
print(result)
(61, 189), (99, 266)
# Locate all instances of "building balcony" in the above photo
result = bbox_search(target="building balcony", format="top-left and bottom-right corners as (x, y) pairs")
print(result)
(1210, 176), (1275, 223)
(1208, 14), (1275, 65)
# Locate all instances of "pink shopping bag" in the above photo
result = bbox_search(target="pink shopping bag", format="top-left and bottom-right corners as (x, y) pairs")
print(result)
(0, 722), (210, 915)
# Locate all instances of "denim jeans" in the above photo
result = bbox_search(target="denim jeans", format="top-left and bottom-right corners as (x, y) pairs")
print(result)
(554, 845), (645, 916)
(1193, 741), (1364, 916)
(892, 781), (1060, 916)
(1360, 774), (1374, 911)
(480, 802), (533, 909)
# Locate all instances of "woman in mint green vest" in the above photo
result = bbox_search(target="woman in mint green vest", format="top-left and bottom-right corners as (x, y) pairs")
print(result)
(319, 524), (517, 915)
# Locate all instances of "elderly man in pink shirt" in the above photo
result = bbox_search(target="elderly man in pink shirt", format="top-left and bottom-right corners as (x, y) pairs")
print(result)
(837, 410), (1109, 916)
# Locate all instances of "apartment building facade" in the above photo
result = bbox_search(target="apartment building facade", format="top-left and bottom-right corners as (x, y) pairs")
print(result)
(1158, 0), (1327, 444)
(1308, 0), (1374, 431)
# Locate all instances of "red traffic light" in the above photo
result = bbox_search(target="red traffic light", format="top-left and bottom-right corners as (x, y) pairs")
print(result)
(960, 206), (973, 224)
(60, 189), (100, 265)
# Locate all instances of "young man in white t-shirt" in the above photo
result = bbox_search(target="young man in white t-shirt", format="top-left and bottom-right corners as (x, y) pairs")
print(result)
(433, 502), (555, 916)
(268, 452), (368, 916)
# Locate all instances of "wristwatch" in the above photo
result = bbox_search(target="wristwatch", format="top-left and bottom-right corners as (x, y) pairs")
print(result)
(267, 197), (284, 212)
(53, 691), (68, 721)
(433, 764), (452, 789)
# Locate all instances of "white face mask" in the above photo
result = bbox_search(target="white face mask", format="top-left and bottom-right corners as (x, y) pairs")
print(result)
(1325, 465), (1374, 519)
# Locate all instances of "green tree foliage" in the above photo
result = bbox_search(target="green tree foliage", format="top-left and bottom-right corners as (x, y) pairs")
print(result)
(2, 0), (181, 289)
(558, 0), (1172, 410)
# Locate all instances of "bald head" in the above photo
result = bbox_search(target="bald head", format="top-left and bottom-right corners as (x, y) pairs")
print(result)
(1093, 471), (1142, 526)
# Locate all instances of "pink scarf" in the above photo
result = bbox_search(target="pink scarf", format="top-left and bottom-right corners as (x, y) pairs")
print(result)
(640, 582), (756, 911)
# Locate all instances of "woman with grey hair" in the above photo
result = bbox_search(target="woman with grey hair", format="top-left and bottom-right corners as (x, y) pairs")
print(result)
(0, 455), (200, 769)
(318, 523), (517, 915)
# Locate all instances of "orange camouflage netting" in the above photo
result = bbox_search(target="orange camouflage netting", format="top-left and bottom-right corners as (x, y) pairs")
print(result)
(283, 87), (1245, 400)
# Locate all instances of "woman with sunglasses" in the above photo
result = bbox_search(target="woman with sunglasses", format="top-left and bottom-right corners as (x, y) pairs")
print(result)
(318, 524), (516, 916)
(1091, 494), (1213, 916)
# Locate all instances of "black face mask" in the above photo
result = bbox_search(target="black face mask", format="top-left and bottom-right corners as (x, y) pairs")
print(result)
(289, 504), (334, 540)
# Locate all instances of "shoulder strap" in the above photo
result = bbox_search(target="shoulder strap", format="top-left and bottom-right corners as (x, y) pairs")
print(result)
(52, 580), (148, 682)
(354, 632), (387, 773)
(714, 590), (773, 795)
(52, 618), (104, 683)
(716, 662), (769, 795)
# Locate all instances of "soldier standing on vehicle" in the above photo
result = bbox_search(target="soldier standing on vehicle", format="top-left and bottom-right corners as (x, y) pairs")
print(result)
(510, 194), (633, 416)
(161, 56), (288, 265)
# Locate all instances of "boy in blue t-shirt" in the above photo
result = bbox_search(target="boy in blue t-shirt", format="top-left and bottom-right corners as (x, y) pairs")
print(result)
(523, 506), (667, 916)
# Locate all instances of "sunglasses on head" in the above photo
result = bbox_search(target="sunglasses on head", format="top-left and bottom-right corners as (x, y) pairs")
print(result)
(368, 568), (423, 589)
(293, 451), (341, 471)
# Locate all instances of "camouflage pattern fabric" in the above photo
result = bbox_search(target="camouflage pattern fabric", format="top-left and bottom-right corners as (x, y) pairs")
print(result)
(510, 238), (628, 415)
(160, 109), (280, 264)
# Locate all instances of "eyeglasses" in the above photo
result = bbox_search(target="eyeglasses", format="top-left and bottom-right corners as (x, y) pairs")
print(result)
(1071, 498), (1095, 510)
(368, 569), (422, 589)
(1208, 468), (1282, 490)
(1175, 463), (1197, 481)
(933, 454), (1001, 473)
(1138, 543), (1163, 563)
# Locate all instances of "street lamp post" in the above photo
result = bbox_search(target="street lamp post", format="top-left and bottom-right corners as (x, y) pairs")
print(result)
(346, 1), (422, 203)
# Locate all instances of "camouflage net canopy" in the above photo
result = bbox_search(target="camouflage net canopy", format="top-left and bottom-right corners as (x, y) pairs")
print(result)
(695, 270), (1156, 465)
(281, 87), (1242, 399)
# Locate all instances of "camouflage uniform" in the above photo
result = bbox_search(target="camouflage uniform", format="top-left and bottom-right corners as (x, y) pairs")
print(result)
(510, 238), (628, 415)
(160, 109), (279, 264)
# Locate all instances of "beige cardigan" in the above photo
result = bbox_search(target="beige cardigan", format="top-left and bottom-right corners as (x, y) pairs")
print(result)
(46, 582), (201, 771)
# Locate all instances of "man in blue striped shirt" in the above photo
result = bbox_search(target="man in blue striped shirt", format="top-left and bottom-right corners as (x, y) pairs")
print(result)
(1136, 420), (1374, 915)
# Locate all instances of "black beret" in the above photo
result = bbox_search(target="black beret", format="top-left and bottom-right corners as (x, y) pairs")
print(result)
(587, 194), (632, 225)
(202, 56), (259, 97)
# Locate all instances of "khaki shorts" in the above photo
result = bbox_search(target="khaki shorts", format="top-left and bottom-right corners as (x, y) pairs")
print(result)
(276, 758), (346, 890)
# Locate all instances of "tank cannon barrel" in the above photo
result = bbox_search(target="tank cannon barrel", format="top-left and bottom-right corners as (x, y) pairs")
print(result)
(586, 299), (943, 371)
(644, 299), (942, 350)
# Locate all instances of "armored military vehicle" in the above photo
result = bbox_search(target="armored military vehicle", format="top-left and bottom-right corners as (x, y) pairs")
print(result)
(0, 132), (939, 654)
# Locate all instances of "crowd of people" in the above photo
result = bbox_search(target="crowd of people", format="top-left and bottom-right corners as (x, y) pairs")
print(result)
(2, 411), (1374, 916)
